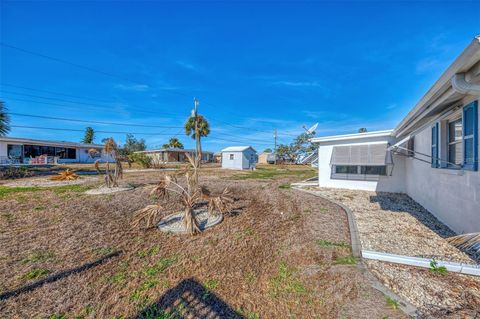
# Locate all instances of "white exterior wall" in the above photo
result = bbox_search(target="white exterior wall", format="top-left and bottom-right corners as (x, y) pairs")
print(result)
(0, 142), (8, 158)
(317, 136), (406, 192)
(221, 148), (257, 170)
(404, 99), (480, 234)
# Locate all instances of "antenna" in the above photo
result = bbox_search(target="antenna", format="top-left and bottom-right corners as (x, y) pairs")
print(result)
(302, 123), (318, 134)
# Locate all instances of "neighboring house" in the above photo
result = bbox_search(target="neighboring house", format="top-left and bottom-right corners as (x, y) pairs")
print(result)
(0, 136), (112, 165)
(213, 152), (222, 163)
(258, 152), (271, 164)
(221, 146), (258, 170)
(311, 36), (480, 234)
(136, 148), (214, 164)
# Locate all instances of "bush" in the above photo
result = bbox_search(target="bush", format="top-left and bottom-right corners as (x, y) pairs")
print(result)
(0, 166), (34, 180)
(128, 153), (152, 168)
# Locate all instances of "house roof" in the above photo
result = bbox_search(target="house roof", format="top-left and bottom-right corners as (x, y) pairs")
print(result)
(221, 146), (256, 152)
(394, 36), (480, 137)
(310, 130), (393, 143)
(0, 136), (104, 148)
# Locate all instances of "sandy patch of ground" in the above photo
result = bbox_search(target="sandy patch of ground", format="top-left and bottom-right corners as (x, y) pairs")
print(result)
(85, 186), (134, 195)
(2, 176), (98, 188)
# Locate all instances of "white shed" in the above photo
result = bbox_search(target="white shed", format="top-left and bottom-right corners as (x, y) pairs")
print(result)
(221, 146), (257, 170)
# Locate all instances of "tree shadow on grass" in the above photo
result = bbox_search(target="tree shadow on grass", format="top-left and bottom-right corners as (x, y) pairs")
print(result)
(0, 251), (121, 301)
(133, 278), (245, 319)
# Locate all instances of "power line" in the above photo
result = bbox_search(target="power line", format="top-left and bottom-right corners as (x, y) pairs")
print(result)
(8, 112), (183, 129)
(0, 83), (114, 103)
(0, 42), (192, 99)
(10, 125), (175, 136)
(1, 43), (301, 138)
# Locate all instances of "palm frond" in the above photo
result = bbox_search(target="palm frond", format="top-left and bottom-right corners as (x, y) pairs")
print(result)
(49, 169), (79, 181)
(447, 232), (480, 255)
(132, 205), (164, 229)
(207, 187), (234, 215)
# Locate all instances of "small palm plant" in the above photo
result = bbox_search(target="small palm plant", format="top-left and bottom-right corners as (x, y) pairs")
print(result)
(133, 154), (233, 234)
(96, 138), (123, 188)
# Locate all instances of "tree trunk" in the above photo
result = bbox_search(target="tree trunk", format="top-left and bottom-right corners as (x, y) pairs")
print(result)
(183, 207), (200, 235)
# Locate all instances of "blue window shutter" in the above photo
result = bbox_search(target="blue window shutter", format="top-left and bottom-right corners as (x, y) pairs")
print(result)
(431, 123), (439, 168)
(463, 100), (478, 171)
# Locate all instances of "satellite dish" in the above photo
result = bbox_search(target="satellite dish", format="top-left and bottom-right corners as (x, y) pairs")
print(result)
(303, 123), (318, 134)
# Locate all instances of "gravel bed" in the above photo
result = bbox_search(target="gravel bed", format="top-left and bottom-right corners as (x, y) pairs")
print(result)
(158, 208), (223, 234)
(308, 187), (473, 263)
(366, 260), (480, 318)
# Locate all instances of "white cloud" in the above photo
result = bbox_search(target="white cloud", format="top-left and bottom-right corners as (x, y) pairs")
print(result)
(176, 60), (200, 72)
(272, 80), (324, 88)
(115, 83), (150, 91)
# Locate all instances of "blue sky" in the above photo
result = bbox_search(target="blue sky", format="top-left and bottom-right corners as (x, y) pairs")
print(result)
(1, 1), (479, 152)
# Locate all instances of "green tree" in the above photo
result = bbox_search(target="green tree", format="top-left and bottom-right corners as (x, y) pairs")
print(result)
(122, 134), (146, 155)
(0, 101), (11, 136)
(162, 137), (184, 149)
(185, 114), (210, 160)
(82, 127), (95, 143)
(263, 148), (273, 153)
(275, 132), (317, 163)
(185, 115), (210, 140)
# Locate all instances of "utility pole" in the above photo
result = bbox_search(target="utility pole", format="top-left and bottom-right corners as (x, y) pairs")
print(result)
(274, 128), (277, 165)
(193, 97), (200, 162)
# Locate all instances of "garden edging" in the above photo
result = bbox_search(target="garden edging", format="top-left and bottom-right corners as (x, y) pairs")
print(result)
(293, 186), (419, 318)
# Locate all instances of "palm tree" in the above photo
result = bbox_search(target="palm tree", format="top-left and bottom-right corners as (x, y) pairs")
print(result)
(185, 114), (210, 158)
(0, 101), (11, 136)
(162, 137), (184, 149)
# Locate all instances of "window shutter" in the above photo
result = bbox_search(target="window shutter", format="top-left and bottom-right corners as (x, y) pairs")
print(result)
(431, 123), (439, 168)
(463, 101), (478, 171)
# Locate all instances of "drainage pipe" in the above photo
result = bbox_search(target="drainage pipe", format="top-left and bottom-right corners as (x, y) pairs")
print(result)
(451, 73), (480, 95)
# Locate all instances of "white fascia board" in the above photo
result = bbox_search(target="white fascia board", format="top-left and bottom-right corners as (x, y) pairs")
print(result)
(311, 130), (394, 143)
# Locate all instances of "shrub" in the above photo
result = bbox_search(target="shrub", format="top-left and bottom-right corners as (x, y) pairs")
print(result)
(0, 166), (34, 180)
(128, 153), (152, 168)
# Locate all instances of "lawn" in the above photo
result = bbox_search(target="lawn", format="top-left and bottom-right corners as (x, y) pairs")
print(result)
(231, 164), (317, 180)
(0, 167), (405, 318)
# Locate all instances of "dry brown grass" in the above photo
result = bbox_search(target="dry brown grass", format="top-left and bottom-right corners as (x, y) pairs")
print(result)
(0, 170), (405, 319)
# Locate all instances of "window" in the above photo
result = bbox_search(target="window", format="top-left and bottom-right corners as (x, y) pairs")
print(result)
(332, 165), (387, 180)
(335, 165), (358, 174)
(431, 123), (439, 168)
(463, 101), (478, 171)
(407, 137), (415, 157)
(7, 144), (23, 160)
(447, 118), (462, 167)
(229, 154), (234, 160)
(360, 165), (387, 175)
(66, 148), (76, 159)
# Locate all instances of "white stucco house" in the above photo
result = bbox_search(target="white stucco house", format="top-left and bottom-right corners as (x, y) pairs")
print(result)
(312, 35), (480, 234)
(0, 136), (113, 165)
(221, 146), (257, 170)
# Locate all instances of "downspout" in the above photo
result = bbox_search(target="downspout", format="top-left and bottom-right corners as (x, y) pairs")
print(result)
(451, 73), (480, 95)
